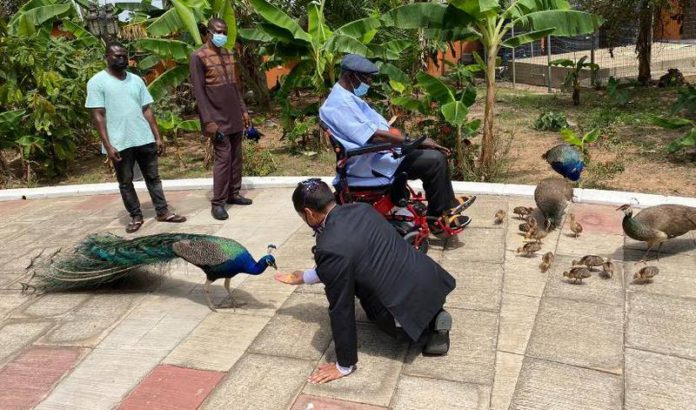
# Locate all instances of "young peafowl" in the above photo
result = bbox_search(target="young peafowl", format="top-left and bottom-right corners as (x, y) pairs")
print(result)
(29, 233), (277, 312)
(534, 177), (574, 230)
(617, 204), (696, 261)
(542, 144), (585, 182)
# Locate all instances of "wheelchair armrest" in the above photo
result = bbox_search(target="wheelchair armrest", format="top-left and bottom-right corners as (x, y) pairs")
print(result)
(345, 143), (394, 158)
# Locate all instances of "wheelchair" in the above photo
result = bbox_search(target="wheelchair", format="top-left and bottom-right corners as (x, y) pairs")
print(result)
(320, 122), (467, 254)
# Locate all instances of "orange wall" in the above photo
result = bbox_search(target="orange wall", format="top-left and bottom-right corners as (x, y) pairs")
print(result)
(427, 41), (481, 76)
(655, 0), (683, 40)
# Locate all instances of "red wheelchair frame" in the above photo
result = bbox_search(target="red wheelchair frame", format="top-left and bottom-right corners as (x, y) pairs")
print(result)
(321, 123), (464, 254)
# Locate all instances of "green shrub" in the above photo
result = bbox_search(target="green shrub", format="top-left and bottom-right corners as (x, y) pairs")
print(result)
(533, 111), (570, 131)
(242, 139), (277, 176)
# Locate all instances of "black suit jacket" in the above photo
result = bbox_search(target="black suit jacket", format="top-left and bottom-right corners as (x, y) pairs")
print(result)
(314, 203), (456, 367)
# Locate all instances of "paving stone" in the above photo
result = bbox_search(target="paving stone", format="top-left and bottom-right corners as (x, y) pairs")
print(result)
(19, 293), (91, 318)
(497, 293), (540, 354)
(37, 294), (143, 347)
(0, 320), (54, 365)
(563, 203), (624, 236)
(0, 293), (30, 319)
(391, 375), (490, 410)
(440, 261), (503, 312)
(463, 196), (508, 229)
(625, 348), (696, 410)
(291, 394), (386, 410)
(491, 352), (524, 410)
(441, 228), (505, 263)
(623, 253), (696, 299)
(164, 312), (271, 372)
(502, 250), (549, 298)
(304, 323), (409, 407)
(37, 348), (168, 410)
(71, 194), (120, 216)
(118, 365), (224, 410)
(0, 199), (30, 216)
(556, 232), (624, 260)
(403, 309), (497, 385)
(229, 275), (297, 317)
(0, 346), (83, 410)
(544, 254), (624, 307)
(526, 297), (623, 374)
(627, 292), (696, 360)
(97, 293), (210, 352)
(202, 353), (314, 410)
(250, 292), (332, 361)
(510, 357), (622, 410)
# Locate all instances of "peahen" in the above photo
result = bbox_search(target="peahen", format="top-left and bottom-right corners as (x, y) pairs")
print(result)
(534, 177), (574, 230)
(617, 204), (696, 261)
(29, 233), (277, 312)
(542, 144), (584, 182)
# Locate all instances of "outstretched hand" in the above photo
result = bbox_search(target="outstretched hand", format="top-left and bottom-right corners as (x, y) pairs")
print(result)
(274, 270), (304, 285)
(308, 362), (345, 384)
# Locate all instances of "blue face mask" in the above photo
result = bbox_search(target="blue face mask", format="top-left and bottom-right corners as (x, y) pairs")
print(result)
(210, 33), (227, 48)
(354, 81), (370, 97)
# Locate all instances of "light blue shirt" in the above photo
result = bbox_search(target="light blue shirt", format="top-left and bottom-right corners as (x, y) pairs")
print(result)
(85, 70), (155, 152)
(319, 84), (403, 187)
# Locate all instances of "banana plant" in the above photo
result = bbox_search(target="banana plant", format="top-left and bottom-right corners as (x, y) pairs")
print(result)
(382, 0), (604, 180)
(241, 0), (394, 96)
(414, 71), (479, 175)
(8, 0), (77, 37)
(139, 0), (238, 100)
(550, 55), (599, 106)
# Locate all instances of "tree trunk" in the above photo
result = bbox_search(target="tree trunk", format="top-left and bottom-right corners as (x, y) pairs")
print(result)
(455, 125), (464, 178)
(572, 85), (580, 106)
(479, 45), (498, 179)
(636, 0), (653, 85)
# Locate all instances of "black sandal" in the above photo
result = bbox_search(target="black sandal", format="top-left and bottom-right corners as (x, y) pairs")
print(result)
(126, 217), (144, 233)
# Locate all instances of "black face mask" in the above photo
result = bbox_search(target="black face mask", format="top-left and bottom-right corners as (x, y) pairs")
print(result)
(109, 57), (128, 71)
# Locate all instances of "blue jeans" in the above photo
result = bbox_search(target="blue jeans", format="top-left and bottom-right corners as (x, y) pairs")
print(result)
(113, 143), (168, 218)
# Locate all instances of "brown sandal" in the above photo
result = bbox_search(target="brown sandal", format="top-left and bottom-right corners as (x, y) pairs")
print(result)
(156, 212), (187, 223)
(126, 217), (144, 233)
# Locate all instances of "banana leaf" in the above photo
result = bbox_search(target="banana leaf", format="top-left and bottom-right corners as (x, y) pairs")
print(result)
(441, 100), (469, 127)
(238, 28), (274, 42)
(416, 72), (455, 106)
(512, 10), (605, 36)
(10, 3), (72, 36)
(667, 127), (696, 153)
(61, 20), (100, 47)
(176, 119), (201, 132)
(249, 0), (311, 43)
(308, 3), (332, 46)
(378, 62), (409, 85)
(325, 34), (369, 56)
(147, 8), (184, 37)
(139, 55), (161, 71)
(502, 27), (555, 48)
(381, 3), (452, 29)
(171, 0), (202, 45)
(506, 0), (571, 19)
(449, 0), (500, 18)
(147, 65), (189, 101)
(136, 38), (194, 63)
(648, 115), (694, 130)
(368, 40), (411, 61)
(218, 0), (237, 47)
(335, 17), (380, 44)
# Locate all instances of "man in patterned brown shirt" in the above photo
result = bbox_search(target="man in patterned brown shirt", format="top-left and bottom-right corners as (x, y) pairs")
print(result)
(190, 18), (253, 220)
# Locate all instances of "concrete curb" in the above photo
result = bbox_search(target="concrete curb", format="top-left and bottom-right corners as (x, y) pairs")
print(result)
(1, 176), (695, 208)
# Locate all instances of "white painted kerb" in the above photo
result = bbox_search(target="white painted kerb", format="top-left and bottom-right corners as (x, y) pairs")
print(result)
(1, 176), (695, 208)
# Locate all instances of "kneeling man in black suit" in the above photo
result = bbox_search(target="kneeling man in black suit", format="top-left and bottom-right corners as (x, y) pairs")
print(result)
(275, 179), (456, 385)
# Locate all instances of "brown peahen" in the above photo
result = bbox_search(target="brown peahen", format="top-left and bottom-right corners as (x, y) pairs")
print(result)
(534, 177), (574, 230)
(27, 233), (277, 312)
(617, 204), (696, 261)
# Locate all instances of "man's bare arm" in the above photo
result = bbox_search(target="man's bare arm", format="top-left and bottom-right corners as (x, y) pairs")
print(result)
(91, 108), (120, 162)
(142, 105), (164, 155)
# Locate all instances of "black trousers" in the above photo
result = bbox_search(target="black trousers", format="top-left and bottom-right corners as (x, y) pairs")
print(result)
(394, 149), (456, 216)
(113, 143), (168, 218)
(358, 287), (436, 344)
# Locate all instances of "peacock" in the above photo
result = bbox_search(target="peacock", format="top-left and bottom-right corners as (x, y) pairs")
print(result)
(534, 177), (574, 230)
(617, 204), (696, 261)
(542, 144), (584, 182)
(29, 233), (277, 312)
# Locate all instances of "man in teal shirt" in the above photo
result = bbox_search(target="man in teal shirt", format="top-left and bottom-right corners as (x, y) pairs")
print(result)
(86, 42), (186, 233)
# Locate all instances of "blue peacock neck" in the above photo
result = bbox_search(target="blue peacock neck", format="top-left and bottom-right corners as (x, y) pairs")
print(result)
(245, 255), (272, 275)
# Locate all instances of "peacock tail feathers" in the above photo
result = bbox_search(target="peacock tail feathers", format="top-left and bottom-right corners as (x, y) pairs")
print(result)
(29, 233), (258, 293)
(543, 144), (584, 182)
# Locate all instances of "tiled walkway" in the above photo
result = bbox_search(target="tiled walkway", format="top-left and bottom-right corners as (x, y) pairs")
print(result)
(0, 188), (695, 409)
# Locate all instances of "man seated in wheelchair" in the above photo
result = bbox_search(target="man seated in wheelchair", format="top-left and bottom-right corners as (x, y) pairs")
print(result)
(319, 54), (475, 234)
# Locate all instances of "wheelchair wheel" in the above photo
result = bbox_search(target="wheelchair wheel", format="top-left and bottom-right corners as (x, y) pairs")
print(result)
(403, 231), (429, 254)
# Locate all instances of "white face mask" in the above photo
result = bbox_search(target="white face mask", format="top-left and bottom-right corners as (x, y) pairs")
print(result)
(210, 32), (227, 47)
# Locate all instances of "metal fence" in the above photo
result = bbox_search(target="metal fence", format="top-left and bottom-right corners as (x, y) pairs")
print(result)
(500, 27), (696, 90)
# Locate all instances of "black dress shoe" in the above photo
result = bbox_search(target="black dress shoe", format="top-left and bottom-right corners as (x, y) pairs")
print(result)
(211, 205), (229, 220)
(227, 194), (253, 205)
(423, 309), (452, 356)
